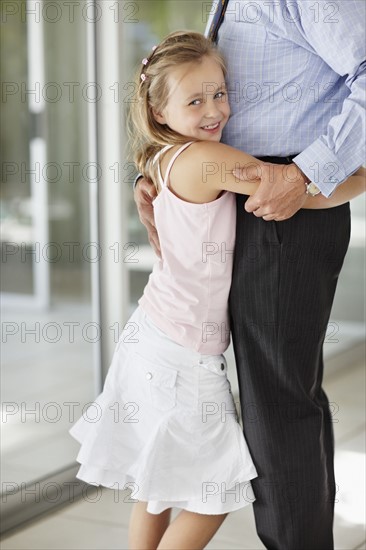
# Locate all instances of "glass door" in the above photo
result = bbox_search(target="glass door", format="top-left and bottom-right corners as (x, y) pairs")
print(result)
(1, 0), (101, 530)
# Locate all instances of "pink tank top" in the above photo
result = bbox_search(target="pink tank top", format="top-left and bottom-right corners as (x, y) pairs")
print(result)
(138, 141), (237, 354)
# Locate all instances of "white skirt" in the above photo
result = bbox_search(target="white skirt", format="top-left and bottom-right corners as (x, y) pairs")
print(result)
(69, 306), (258, 515)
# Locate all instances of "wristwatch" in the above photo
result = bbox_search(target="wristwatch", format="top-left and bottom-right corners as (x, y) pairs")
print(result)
(305, 181), (321, 196)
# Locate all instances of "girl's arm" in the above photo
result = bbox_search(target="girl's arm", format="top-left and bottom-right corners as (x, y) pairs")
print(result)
(185, 141), (365, 208)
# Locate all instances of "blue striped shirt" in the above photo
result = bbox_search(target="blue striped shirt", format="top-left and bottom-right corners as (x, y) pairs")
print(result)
(205, 0), (365, 197)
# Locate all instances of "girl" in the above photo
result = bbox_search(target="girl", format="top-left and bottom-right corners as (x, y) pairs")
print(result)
(69, 31), (365, 550)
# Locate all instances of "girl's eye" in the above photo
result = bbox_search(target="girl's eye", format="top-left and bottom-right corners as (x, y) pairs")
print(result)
(189, 99), (201, 106)
(215, 91), (226, 99)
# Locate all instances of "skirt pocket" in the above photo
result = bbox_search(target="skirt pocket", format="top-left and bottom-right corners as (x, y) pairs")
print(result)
(127, 351), (178, 412)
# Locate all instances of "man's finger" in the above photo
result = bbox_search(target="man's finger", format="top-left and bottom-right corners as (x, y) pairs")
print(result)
(143, 217), (157, 232)
(140, 179), (157, 199)
(149, 233), (161, 258)
(143, 186), (157, 200)
(135, 177), (157, 200)
(251, 206), (270, 218)
(244, 195), (262, 213)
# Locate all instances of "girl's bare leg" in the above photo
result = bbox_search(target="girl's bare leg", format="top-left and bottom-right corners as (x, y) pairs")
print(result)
(128, 501), (172, 550)
(157, 509), (228, 550)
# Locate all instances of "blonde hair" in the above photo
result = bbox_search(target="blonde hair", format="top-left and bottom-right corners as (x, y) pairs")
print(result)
(128, 31), (227, 183)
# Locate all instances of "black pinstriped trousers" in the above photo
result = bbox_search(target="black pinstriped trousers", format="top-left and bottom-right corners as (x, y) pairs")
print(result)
(229, 156), (351, 550)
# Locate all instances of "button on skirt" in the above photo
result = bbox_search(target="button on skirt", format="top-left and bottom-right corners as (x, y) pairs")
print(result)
(69, 306), (258, 515)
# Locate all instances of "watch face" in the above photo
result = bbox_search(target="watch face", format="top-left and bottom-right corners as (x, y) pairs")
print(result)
(307, 182), (321, 196)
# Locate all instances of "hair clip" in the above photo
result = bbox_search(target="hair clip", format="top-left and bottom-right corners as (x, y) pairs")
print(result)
(140, 44), (158, 80)
(142, 44), (157, 66)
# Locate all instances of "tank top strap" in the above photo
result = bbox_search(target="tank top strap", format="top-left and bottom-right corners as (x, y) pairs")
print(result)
(163, 141), (195, 189)
(151, 144), (174, 188)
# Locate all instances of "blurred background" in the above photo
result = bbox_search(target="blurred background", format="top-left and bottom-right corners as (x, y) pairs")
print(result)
(1, 1), (365, 548)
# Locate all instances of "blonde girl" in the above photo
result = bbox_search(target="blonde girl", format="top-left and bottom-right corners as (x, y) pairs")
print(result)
(70, 31), (365, 550)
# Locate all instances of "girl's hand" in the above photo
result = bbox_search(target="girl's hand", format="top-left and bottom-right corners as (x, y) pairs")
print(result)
(133, 177), (162, 258)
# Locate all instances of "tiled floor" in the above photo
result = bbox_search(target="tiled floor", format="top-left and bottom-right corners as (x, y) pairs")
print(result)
(1, 357), (365, 550)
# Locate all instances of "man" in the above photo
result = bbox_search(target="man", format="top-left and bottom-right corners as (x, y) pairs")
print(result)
(133, 1), (365, 548)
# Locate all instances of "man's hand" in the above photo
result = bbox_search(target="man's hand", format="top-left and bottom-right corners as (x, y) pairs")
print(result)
(133, 177), (161, 258)
(233, 162), (308, 221)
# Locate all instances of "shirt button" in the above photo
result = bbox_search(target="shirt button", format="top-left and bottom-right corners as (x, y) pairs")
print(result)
(146, 372), (153, 380)
(220, 363), (225, 371)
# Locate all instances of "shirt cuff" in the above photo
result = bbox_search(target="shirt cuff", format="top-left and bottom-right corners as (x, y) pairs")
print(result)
(293, 139), (348, 198)
(133, 173), (144, 190)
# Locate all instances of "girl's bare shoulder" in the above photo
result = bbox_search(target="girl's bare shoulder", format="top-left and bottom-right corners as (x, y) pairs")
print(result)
(170, 140), (234, 177)
(159, 141), (223, 203)
(175, 140), (233, 168)
(172, 140), (253, 179)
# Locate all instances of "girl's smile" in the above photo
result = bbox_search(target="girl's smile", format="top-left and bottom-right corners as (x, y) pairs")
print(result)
(153, 56), (230, 142)
(200, 121), (222, 134)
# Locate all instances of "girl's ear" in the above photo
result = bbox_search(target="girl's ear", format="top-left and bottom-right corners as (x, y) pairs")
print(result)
(152, 107), (166, 125)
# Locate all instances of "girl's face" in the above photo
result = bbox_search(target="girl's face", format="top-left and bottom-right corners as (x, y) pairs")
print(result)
(153, 55), (230, 142)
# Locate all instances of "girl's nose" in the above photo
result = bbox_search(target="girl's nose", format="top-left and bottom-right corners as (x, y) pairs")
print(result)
(204, 100), (221, 118)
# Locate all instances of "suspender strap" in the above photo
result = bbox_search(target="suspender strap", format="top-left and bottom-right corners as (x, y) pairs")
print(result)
(208, 0), (230, 43)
